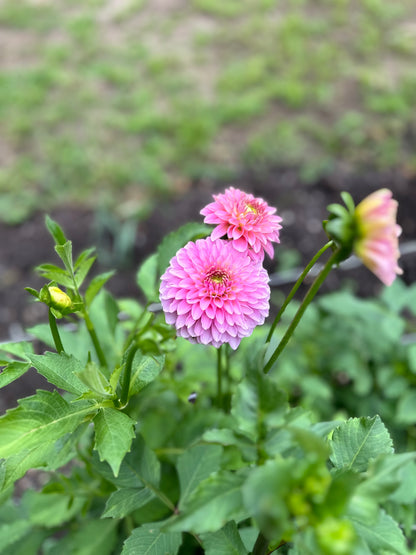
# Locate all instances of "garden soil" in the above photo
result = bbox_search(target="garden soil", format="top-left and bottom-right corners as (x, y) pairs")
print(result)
(1, 168), (416, 411)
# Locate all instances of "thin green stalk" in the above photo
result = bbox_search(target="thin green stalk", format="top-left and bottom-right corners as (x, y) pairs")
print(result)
(48, 309), (64, 354)
(263, 249), (340, 374)
(217, 345), (223, 409)
(120, 344), (139, 407)
(266, 241), (334, 344)
(83, 311), (108, 368)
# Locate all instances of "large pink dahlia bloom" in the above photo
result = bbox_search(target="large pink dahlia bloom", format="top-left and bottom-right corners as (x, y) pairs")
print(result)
(354, 188), (402, 286)
(200, 187), (282, 261)
(159, 237), (270, 349)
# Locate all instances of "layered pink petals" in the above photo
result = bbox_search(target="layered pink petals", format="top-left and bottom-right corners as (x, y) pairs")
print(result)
(354, 189), (402, 286)
(200, 187), (282, 262)
(160, 237), (270, 349)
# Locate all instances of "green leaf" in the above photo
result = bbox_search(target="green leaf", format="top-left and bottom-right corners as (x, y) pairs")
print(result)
(137, 254), (159, 302)
(75, 360), (113, 399)
(329, 416), (393, 472)
(55, 241), (73, 274)
(128, 350), (165, 397)
(0, 424), (88, 492)
(157, 222), (211, 276)
(201, 521), (248, 555)
(22, 490), (85, 528)
(166, 470), (248, 534)
(351, 510), (408, 554)
(0, 520), (32, 553)
(74, 246), (96, 270)
(45, 215), (67, 246)
(0, 362), (31, 389)
(177, 444), (223, 508)
(46, 519), (118, 555)
(396, 390), (416, 424)
(122, 524), (182, 555)
(74, 253), (96, 288)
(85, 270), (116, 307)
(102, 487), (155, 518)
(35, 263), (74, 288)
(93, 407), (135, 477)
(29, 352), (90, 395)
(0, 341), (33, 360)
(0, 390), (96, 458)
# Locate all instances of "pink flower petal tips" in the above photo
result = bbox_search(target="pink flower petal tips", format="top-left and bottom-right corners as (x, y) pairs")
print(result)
(159, 237), (270, 349)
(354, 188), (403, 286)
(200, 187), (282, 262)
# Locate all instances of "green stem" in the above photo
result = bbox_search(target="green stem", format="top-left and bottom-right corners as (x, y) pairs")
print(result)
(266, 241), (334, 344)
(120, 344), (139, 407)
(217, 345), (223, 409)
(83, 311), (108, 368)
(263, 248), (340, 374)
(252, 532), (269, 555)
(48, 309), (64, 354)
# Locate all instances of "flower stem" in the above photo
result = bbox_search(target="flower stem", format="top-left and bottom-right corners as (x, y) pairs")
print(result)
(217, 345), (223, 409)
(83, 311), (108, 368)
(48, 309), (64, 354)
(266, 241), (334, 344)
(263, 248), (340, 374)
(120, 344), (139, 407)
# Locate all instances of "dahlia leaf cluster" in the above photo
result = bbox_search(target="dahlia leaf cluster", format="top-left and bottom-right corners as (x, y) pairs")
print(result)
(0, 187), (412, 555)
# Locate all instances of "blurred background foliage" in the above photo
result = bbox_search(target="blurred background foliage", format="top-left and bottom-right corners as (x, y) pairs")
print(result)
(1, 0), (416, 223)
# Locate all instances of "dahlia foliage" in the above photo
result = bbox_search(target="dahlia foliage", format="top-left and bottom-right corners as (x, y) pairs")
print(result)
(160, 188), (280, 348)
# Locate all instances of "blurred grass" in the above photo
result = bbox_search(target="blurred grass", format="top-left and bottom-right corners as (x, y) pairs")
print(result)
(1, 0), (416, 222)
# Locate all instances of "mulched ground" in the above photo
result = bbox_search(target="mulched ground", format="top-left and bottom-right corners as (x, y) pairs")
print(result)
(1, 167), (415, 411)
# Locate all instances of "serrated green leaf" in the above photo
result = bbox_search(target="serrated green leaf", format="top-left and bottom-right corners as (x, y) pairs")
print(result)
(29, 352), (90, 395)
(0, 424), (88, 492)
(45, 215), (67, 246)
(122, 524), (182, 555)
(102, 487), (155, 518)
(74, 254), (96, 288)
(74, 247), (96, 270)
(0, 341), (33, 360)
(128, 350), (165, 397)
(75, 361), (113, 399)
(0, 362), (31, 389)
(136, 254), (159, 302)
(85, 271), (116, 307)
(157, 222), (211, 276)
(0, 390), (96, 458)
(177, 444), (223, 508)
(351, 510), (407, 554)
(35, 263), (74, 289)
(22, 490), (85, 528)
(93, 408), (135, 477)
(329, 416), (393, 472)
(55, 241), (73, 274)
(166, 471), (248, 534)
(201, 521), (248, 555)
(0, 520), (32, 553)
(45, 519), (118, 555)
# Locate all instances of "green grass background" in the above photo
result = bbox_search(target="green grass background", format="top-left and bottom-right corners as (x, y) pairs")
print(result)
(1, 0), (416, 223)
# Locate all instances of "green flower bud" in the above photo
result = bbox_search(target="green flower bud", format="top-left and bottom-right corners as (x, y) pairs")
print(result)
(316, 517), (356, 555)
(48, 286), (72, 311)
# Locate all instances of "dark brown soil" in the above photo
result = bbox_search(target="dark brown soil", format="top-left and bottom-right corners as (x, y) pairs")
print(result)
(1, 168), (415, 411)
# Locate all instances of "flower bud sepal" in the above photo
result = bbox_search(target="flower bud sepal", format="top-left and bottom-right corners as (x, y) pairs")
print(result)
(322, 192), (357, 264)
(26, 283), (80, 318)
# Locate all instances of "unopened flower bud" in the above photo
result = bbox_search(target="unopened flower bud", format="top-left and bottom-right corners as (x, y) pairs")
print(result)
(48, 286), (72, 311)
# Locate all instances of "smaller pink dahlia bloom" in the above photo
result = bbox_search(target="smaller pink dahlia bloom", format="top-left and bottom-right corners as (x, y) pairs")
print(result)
(354, 188), (402, 286)
(200, 187), (282, 262)
(159, 237), (270, 349)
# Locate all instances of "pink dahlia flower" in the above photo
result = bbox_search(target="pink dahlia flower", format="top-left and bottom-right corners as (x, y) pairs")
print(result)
(200, 187), (282, 262)
(354, 188), (402, 286)
(159, 237), (270, 349)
